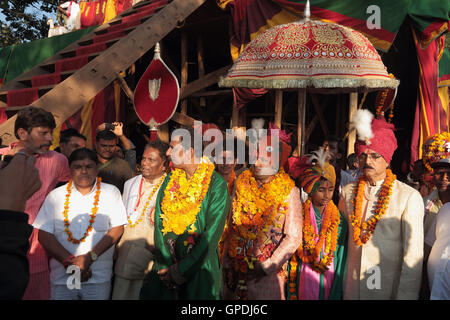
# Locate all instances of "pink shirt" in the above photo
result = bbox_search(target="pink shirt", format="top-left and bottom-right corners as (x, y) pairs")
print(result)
(0, 146), (71, 273)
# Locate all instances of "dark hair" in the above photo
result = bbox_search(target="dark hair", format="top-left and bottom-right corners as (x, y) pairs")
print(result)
(323, 135), (343, 154)
(172, 126), (203, 158)
(144, 140), (170, 167)
(14, 107), (56, 139)
(347, 153), (358, 168)
(60, 128), (86, 144)
(96, 129), (117, 142)
(68, 147), (98, 165)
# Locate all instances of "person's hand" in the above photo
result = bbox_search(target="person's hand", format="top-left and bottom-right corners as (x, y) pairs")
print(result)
(71, 253), (93, 282)
(97, 123), (106, 132)
(112, 122), (124, 137)
(0, 153), (41, 212)
(247, 261), (266, 283)
(157, 268), (174, 289)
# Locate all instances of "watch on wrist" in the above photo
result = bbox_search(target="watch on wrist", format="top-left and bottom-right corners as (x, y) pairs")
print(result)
(89, 250), (98, 262)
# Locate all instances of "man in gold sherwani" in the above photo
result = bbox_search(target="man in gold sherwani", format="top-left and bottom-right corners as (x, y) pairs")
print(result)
(339, 110), (424, 300)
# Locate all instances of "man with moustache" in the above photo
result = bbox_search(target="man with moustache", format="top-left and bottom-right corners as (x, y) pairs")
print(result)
(139, 126), (231, 300)
(95, 129), (133, 193)
(0, 107), (71, 300)
(339, 109), (424, 299)
(112, 140), (170, 300)
(33, 148), (127, 300)
(221, 133), (302, 300)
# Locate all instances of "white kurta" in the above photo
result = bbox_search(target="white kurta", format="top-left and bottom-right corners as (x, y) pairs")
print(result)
(425, 202), (450, 300)
(339, 179), (424, 300)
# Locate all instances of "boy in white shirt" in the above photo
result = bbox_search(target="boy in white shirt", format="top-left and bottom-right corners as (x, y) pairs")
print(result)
(58, 0), (80, 31)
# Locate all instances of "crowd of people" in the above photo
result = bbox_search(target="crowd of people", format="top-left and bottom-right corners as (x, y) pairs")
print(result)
(0, 106), (448, 300)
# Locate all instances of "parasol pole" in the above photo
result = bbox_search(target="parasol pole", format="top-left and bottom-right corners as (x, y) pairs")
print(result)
(347, 92), (358, 156)
(296, 0), (310, 156)
(298, 88), (306, 155)
(274, 90), (283, 128)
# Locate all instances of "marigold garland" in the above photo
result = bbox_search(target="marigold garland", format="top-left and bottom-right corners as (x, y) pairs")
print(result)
(227, 168), (294, 299)
(160, 157), (215, 235)
(349, 169), (396, 246)
(423, 132), (450, 173)
(62, 177), (102, 244)
(127, 174), (166, 228)
(288, 199), (340, 299)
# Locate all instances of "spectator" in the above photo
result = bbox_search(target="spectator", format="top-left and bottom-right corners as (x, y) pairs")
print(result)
(58, 0), (80, 31)
(98, 122), (137, 171)
(95, 129), (133, 193)
(0, 153), (41, 299)
(59, 128), (87, 159)
(0, 106), (71, 300)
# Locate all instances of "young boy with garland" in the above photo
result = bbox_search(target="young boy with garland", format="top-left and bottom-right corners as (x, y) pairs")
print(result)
(286, 149), (348, 300)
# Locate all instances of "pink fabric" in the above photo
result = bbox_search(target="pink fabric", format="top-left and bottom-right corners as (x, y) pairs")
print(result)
(76, 42), (107, 56)
(298, 202), (334, 300)
(355, 116), (397, 164)
(7, 88), (39, 106)
(31, 73), (61, 87)
(0, 148), (70, 299)
(54, 55), (89, 73)
(21, 270), (50, 300)
(93, 30), (126, 43)
(108, 19), (140, 32)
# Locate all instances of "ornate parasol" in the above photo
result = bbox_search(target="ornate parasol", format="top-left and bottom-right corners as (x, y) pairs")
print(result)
(219, 0), (399, 155)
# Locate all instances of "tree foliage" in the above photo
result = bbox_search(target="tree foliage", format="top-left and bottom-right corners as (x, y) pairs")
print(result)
(0, 0), (59, 46)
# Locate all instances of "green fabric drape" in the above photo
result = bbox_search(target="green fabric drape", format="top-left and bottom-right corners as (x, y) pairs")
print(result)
(140, 171), (231, 300)
(0, 27), (96, 84)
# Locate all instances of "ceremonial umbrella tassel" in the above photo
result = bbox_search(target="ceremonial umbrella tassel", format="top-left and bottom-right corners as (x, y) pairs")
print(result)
(133, 42), (180, 140)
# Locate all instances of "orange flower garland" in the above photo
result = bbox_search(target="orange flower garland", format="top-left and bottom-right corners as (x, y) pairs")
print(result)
(227, 168), (294, 299)
(298, 199), (340, 272)
(127, 174), (166, 228)
(62, 177), (101, 244)
(160, 157), (215, 235)
(350, 169), (396, 246)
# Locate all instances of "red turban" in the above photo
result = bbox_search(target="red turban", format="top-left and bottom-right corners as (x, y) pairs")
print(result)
(355, 116), (397, 164)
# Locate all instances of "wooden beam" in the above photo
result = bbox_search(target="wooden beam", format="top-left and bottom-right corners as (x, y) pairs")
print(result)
(180, 30), (188, 114)
(347, 92), (358, 156)
(116, 73), (134, 101)
(197, 36), (206, 107)
(157, 123), (169, 143)
(179, 65), (231, 99)
(305, 115), (319, 142)
(274, 90), (283, 128)
(171, 111), (196, 127)
(298, 88), (306, 155)
(190, 89), (232, 98)
(309, 93), (329, 137)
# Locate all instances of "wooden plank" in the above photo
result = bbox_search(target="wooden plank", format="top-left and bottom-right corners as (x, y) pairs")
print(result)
(180, 30), (188, 114)
(0, 0), (207, 145)
(197, 36), (206, 107)
(274, 90), (283, 128)
(305, 115), (319, 141)
(309, 93), (329, 137)
(347, 92), (358, 156)
(190, 89), (232, 98)
(179, 65), (231, 99)
(298, 88), (306, 155)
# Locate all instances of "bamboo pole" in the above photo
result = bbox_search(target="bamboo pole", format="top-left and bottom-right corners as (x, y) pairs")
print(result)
(347, 92), (358, 156)
(274, 90), (283, 128)
(181, 30), (188, 114)
(298, 88), (306, 155)
(197, 36), (206, 108)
